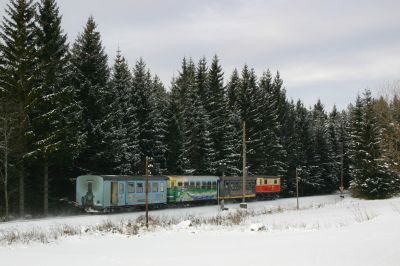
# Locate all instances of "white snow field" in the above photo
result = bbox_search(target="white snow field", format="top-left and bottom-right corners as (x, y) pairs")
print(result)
(1, 194), (400, 266)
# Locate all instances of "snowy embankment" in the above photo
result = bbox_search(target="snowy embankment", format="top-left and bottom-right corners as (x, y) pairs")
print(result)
(1, 194), (400, 266)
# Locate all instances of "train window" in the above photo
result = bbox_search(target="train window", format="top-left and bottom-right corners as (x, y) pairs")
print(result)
(160, 182), (165, 192)
(178, 182), (183, 187)
(236, 182), (241, 191)
(136, 183), (143, 193)
(274, 179), (278, 184)
(264, 179), (268, 185)
(207, 181), (211, 189)
(211, 181), (217, 189)
(189, 182), (195, 189)
(128, 182), (135, 193)
(201, 182), (206, 189)
(196, 182), (201, 189)
(87, 181), (93, 192)
(152, 182), (158, 192)
(184, 182), (189, 188)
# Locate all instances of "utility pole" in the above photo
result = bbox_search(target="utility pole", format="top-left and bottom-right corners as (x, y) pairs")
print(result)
(218, 163), (227, 210)
(340, 142), (344, 198)
(145, 156), (150, 228)
(242, 121), (246, 203)
(296, 168), (299, 210)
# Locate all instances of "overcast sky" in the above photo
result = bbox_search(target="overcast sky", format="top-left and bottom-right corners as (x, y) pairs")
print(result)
(1, 0), (400, 110)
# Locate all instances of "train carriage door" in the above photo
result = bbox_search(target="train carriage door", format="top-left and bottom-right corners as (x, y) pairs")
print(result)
(118, 182), (126, 206)
(111, 182), (118, 205)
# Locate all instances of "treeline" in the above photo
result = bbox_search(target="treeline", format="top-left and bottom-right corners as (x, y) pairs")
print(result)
(0, 0), (400, 219)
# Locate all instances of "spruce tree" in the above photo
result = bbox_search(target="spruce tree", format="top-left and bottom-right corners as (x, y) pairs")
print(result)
(292, 100), (314, 196)
(309, 100), (336, 194)
(70, 16), (110, 174)
(168, 58), (196, 173)
(182, 58), (215, 174)
(108, 50), (140, 174)
(130, 59), (155, 173)
(0, 0), (38, 217)
(236, 65), (260, 174)
(149, 75), (168, 173)
(257, 70), (287, 175)
(33, 0), (71, 216)
(208, 55), (239, 173)
(226, 68), (240, 111)
(349, 91), (400, 199)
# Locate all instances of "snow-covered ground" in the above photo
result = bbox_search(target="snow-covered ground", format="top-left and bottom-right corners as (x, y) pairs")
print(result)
(1, 194), (400, 266)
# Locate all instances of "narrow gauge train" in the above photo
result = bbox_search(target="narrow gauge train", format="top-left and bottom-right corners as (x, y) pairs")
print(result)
(76, 174), (281, 212)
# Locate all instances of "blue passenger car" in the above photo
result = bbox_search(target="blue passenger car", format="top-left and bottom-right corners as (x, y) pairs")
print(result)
(76, 175), (168, 211)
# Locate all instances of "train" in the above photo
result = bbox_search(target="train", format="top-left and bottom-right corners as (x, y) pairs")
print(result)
(76, 174), (281, 212)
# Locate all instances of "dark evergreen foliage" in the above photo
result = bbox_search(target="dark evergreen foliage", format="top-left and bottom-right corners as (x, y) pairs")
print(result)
(1, 0), (399, 217)
(70, 16), (110, 174)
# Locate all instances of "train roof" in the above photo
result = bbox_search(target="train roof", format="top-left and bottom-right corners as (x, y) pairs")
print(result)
(222, 175), (257, 181)
(167, 175), (219, 180)
(78, 175), (169, 181)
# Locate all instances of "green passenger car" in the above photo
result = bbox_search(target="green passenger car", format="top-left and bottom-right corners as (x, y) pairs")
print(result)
(166, 176), (219, 203)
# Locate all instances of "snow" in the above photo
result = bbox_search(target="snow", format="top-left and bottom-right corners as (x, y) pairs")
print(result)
(1, 194), (400, 266)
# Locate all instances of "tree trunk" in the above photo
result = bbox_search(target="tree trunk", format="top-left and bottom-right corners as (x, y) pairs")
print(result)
(44, 156), (48, 216)
(19, 171), (24, 218)
(4, 176), (8, 221)
(4, 118), (9, 221)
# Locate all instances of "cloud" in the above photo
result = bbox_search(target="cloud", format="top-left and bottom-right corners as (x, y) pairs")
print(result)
(0, 0), (399, 110)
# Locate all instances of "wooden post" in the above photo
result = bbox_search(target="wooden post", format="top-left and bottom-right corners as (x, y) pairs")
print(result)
(242, 121), (246, 203)
(296, 168), (299, 210)
(145, 156), (149, 228)
(340, 142), (344, 198)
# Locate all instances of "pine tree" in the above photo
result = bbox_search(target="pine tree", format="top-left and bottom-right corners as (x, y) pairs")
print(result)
(182, 58), (215, 174)
(349, 90), (400, 199)
(70, 16), (110, 174)
(0, 0), (38, 217)
(291, 100), (314, 196)
(149, 75), (168, 173)
(108, 50), (140, 174)
(236, 65), (260, 174)
(207, 55), (239, 174)
(223, 69), (242, 175)
(32, 0), (71, 216)
(165, 89), (184, 174)
(309, 100), (336, 194)
(257, 70), (287, 175)
(226, 68), (240, 111)
(131, 59), (152, 173)
(168, 58), (195, 173)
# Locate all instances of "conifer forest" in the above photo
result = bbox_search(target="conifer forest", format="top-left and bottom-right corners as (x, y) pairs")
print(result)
(1, 0), (400, 219)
